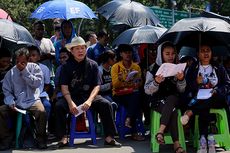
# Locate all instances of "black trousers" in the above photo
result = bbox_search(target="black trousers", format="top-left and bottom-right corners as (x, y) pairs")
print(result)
(155, 95), (179, 142)
(191, 94), (229, 137)
(55, 95), (117, 139)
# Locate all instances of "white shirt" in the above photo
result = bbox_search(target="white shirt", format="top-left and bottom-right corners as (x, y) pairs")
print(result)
(38, 63), (50, 98)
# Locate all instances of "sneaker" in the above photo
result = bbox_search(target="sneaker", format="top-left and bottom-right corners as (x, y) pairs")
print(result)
(208, 135), (216, 153)
(198, 135), (207, 153)
(104, 139), (122, 147)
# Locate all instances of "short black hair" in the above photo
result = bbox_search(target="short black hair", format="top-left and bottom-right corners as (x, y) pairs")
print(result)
(59, 47), (69, 54)
(161, 41), (175, 52)
(28, 46), (40, 55)
(117, 44), (133, 53)
(98, 50), (115, 64)
(86, 31), (96, 40)
(97, 30), (107, 39)
(33, 20), (45, 28)
(0, 48), (12, 59)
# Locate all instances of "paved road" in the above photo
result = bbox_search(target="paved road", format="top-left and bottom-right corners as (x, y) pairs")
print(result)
(0, 135), (229, 153)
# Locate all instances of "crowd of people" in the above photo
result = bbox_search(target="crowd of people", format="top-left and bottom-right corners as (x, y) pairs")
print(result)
(0, 19), (230, 153)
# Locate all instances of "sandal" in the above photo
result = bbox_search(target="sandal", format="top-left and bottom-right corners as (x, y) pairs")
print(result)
(132, 133), (145, 141)
(155, 132), (165, 144)
(181, 110), (193, 125)
(174, 146), (186, 153)
(180, 114), (189, 125)
(125, 117), (132, 128)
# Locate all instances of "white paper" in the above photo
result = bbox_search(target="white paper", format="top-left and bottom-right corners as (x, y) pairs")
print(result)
(74, 104), (84, 117)
(197, 89), (213, 100)
(126, 70), (138, 81)
(156, 63), (187, 77)
(15, 107), (26, 114)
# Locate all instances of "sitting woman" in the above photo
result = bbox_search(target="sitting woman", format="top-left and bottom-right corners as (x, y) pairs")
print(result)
(111, 44), (144, 141)
(181, 43), (230, 151)
(144, 41), (186, 153)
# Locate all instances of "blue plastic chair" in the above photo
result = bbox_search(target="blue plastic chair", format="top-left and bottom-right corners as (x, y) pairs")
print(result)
(115, 105), (145, 139)
(69, 110), (96, 146)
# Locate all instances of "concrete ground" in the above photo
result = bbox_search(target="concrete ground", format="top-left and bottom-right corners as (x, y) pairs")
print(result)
(0, 134), (229, 153)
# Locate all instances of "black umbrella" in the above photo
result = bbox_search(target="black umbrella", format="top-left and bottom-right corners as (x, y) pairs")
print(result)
(112, 25), (167, 46)
(157, 17), (230, 50)
(97, 0), (160, 27)
(0, 19), (35, 52)
(201, 11), (230, 24)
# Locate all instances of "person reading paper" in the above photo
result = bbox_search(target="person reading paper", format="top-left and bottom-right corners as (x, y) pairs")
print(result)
(144, 41), (186, 153)
(180, 43), (230, 153)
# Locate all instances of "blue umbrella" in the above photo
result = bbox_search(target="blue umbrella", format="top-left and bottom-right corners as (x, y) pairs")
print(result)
(30, 0), (97, 20)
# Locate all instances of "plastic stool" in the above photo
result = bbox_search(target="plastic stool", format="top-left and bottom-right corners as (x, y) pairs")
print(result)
(15, 112), (30, 149)
(69, 110), (96, 146)
(115, 105), (145, 139)
(193, 108), (230, 150)
(93, 111), (104, 136)
(150, 109), (186, 153)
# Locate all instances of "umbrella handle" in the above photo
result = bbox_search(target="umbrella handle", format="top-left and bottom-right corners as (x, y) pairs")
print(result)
(78, 18), (84, 36)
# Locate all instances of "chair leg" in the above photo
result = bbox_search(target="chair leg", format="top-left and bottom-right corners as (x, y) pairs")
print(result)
(69, 115), (77, 147)
(15, 113), (23, 149)
(150, 110), (160, 153)
(177, 110), (186, 151)
(87, 111), (96, 145)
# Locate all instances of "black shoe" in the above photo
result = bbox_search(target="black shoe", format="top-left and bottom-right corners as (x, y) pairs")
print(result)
(57, 141), (68, 148)
(0, 145), (10, 151)
(104, 139), (122, 147)
(37, 143), (47, 149)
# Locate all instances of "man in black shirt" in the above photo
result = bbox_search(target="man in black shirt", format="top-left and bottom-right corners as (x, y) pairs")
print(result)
(55, 36), (121, 147)
(0, 48), (12, 106)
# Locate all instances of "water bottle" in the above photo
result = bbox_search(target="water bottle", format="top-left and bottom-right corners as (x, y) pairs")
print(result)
(208, 135), (216, 153)
(199, 135), (207, 153)
(203, 77), (208, 84)
(188, 97), (197, 106)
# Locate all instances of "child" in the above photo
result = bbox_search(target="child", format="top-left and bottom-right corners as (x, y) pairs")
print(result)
(98, 50), (117, 109)
(28, 46), (51, 119)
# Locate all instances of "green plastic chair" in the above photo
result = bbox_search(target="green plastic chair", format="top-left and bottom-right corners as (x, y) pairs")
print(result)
(150, 109), (186, 153)
(15, 112), (23, 149)
(193, 108), (230, 150)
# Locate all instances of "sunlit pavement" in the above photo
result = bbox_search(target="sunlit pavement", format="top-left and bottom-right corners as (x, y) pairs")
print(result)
(0, 135), (229, 153)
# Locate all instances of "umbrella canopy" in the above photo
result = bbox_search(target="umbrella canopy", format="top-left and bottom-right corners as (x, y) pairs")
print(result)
(30, 0), (97, 20)
(201, 11), (230, 24)
(157, 17), (230, 49)
(97, 0), (160, 27)
(0, 8), (12, 21)
(112, 25), (167, 46)
(0, 19), (35, 52)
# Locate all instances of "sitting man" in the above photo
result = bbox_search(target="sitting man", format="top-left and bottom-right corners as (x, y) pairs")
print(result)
(0, 47), (47, 150)
(55, 36), (121, 148)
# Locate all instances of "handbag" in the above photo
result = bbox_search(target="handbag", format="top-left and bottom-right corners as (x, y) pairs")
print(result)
(147, 95), (164, 109)
(114, 87), (134, 96)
